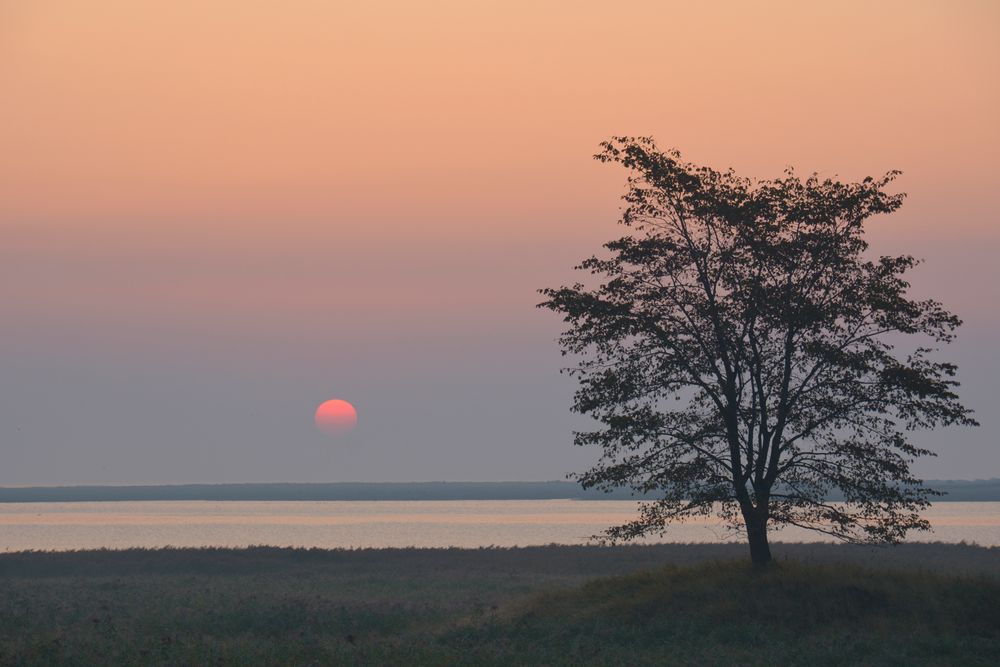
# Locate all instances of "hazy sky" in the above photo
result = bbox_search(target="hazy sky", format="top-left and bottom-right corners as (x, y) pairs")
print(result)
(2, 1), (998, 484)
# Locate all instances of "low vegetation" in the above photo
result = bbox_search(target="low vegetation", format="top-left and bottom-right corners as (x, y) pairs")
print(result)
(1, 543), (997, 665)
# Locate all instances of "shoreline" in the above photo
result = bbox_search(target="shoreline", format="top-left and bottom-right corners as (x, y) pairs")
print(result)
(2, 479), (999, 503)
(2, 541), (998, 577)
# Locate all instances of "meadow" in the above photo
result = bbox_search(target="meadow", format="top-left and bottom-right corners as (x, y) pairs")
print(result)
(1, 543), (997, 666)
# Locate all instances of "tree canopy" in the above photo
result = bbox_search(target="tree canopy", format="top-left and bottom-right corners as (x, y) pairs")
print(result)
(539, 137), (977, 566)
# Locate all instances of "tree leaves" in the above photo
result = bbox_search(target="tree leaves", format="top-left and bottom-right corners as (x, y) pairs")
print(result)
(539, 137), (977, 551)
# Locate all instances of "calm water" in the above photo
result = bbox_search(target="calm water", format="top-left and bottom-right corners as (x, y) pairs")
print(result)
(1, 500), (998, 552)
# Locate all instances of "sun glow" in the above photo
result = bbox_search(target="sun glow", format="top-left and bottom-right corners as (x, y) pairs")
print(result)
(314, 399), (358, 437)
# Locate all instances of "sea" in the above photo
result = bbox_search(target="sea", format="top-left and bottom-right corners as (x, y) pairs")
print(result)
(1, 500), (998, 552)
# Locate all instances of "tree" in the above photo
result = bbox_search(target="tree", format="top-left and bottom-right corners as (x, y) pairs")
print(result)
(539, 137), (977, 567)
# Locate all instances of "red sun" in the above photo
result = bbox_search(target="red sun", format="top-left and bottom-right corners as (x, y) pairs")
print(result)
(314, 399), (358, 436)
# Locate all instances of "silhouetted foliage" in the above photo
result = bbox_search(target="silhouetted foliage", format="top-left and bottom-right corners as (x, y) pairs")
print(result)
(540, 137), (977, 566)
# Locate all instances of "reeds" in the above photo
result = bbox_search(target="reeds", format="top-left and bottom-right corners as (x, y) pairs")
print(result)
(1, 543), (997, 665)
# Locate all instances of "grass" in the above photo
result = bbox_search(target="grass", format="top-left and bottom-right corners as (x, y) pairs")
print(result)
(0, 543), (997, 665)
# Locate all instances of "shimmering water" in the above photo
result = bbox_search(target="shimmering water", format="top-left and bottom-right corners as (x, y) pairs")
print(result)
(1, 500), (998, 551)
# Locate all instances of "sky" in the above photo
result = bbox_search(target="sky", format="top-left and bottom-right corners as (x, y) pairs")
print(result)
(1, 1), (998, 484)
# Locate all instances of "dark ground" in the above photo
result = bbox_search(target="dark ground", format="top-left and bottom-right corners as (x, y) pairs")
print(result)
(1, 542), (997, 666)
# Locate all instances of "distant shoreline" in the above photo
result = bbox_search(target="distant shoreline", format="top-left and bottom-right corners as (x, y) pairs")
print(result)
(1, 479), (999, 503)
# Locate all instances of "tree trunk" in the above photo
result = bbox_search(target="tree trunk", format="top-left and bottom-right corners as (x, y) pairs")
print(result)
(743, 509), (772, 568)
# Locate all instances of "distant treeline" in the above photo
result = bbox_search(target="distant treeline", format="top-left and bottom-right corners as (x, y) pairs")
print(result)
(0, 479), (998, 503)
(0, 482), (636, 503)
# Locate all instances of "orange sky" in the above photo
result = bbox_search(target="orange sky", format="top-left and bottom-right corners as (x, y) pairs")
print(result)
(3, 1), (997, 231)
(1, 1), (998, 483)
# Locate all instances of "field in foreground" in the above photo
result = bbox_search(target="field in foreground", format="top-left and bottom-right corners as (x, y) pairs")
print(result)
(1, 543), (997, 666)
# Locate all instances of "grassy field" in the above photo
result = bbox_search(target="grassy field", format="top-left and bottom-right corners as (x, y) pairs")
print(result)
(1, 543), (997, 665)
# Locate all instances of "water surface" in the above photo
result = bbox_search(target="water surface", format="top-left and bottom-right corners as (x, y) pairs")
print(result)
(2, 500), (997, 551)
